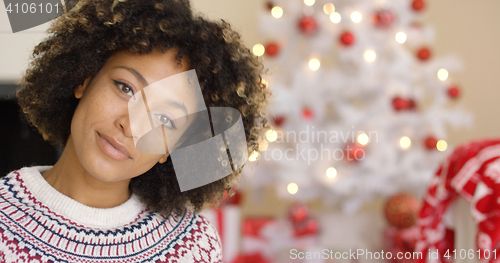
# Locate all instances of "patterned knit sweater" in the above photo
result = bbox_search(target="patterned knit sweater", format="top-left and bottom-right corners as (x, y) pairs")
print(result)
(0, 166), (222, 263)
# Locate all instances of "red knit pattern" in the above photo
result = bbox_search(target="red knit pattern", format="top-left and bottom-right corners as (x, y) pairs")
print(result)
(416, 139), (500, 263)
(0, 169), (223, 263)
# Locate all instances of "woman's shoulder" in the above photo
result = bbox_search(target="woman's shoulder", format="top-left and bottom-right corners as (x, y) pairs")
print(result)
(176, 210), (221, 239)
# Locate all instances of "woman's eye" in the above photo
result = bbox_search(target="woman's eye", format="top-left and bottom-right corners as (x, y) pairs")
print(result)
(155, 114), (177, 129)
(114, 81), (134, 97)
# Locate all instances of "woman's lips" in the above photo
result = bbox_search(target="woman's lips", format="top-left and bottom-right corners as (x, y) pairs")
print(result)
(97, 132), (131, 161)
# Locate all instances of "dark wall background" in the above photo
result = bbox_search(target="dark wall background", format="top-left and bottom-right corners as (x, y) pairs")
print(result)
(0, 85), (58, 176)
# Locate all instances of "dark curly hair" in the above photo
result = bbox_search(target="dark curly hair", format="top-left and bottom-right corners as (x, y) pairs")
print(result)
(16, 0), (268, 216)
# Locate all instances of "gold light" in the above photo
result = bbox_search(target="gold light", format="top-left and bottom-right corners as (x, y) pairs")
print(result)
(304, 0), (315, 6)
(326, 167), (337, 178)
(287, 183), (299, 194)
(357, 133), (369, 145)
(364, 50), (376, 62)
(400, 136), (411, 149)
(309, 58), (321, 71)
(252, 44), (265, 56)
(323, 3), (335, 14)
(438, 69), (449, 81)
(248, 150), (260, 161)
(351, 11), (362, 23)
(265, 129), (278, 142)
(395, 32), (407, 43)
(330, 12), (341, 23)
(271, 6), (283, 18)
(259, 140), (269, 151)
(436, 140), (448, 151)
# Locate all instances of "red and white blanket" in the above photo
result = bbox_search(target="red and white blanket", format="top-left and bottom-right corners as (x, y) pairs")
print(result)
(416, 139), (500, 263)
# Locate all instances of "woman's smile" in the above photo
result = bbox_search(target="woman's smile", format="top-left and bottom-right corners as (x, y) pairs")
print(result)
(96, 132), (132, 161)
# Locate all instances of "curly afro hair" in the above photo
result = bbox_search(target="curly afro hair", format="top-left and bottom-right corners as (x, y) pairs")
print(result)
(16, 0), (268, 216)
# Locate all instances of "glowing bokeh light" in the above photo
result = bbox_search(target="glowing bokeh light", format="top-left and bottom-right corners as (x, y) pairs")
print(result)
(304, 0), (315, 6)
(400, 136), (411, 149)
(265, 129), (278, 142)
(309, 58), (321, 71)
(395, 32), (407, 43)
(357, 133), (369, 145)
(326, 167), (338, 178)
(288, 183), (298, 194)
(351, 11), (362, 23)
(259, 139), (269, 151)
(252, 44), (265, 56)
(330, 12), (341, 23)
(438, 69), (449, 81)
(248, 150), (260, 161)
(364, 50), (376, 62)
(271, 6), (283, 18)
(437, 140), (448, 151)
(323, 3), (335, 14)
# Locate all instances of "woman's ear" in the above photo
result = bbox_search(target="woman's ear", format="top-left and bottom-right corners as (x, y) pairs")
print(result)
(158, 154), (169, 164)
(75, 77), (92, 99)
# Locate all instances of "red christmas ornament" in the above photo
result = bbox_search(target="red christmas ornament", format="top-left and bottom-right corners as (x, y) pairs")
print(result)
(372, 10), (395, 28)
(265, 1), (274, 11)
(416, 47), (431, 61)
(302, 108), (314, 120)
(345, 144), (365, 162)
(265, 42), (280, 57)
(392, 97), (409, 111)
(411, 0), (425, 12)
(447, 86), (460, 99)
(424, 136), (438, 150)
(407, 99), (417, 111)
(288, 203), (309, 224)
(298, 16), (318, 36)
(293, 218), (319, 237)
(273, 115), (286, 127)
(340, 31), (355, 46)
(384, 193), (421, 228)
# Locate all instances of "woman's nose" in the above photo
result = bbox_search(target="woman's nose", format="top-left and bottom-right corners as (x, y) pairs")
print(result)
(116, 114), (133, 138)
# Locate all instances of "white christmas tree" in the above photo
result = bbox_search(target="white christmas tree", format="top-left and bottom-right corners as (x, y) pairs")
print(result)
(242, 0), (472, 213)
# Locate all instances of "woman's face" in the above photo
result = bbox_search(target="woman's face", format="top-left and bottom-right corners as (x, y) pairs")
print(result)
(71, 49), (197, 183)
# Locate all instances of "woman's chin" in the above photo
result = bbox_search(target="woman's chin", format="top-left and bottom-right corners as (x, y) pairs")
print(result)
(81, 160), (132, 183)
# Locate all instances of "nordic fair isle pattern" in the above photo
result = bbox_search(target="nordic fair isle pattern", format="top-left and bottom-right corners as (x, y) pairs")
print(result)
(416, 139), (500, 263)
(0, 168), (222, 263)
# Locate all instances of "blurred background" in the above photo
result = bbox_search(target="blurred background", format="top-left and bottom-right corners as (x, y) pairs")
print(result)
(1, 0), (499, 262)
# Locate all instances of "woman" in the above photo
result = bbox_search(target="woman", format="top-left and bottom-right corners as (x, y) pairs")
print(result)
(0, 0), (268, 262)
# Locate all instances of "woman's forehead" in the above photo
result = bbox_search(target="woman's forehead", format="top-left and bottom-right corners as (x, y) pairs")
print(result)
(104, 49), (190, 77)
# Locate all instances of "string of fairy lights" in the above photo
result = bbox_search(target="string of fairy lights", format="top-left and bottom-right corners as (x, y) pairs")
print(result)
(247, 0), (452, 195)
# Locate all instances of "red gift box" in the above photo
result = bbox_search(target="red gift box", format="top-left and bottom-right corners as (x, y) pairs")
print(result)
(383, 226), (419, 263)
(232, 252), (270, 263)
(201, 191), (242, 263)
(240, 218), (277, 262)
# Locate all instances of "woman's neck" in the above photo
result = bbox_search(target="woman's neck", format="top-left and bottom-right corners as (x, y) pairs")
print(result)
(42, 136), (132, 208)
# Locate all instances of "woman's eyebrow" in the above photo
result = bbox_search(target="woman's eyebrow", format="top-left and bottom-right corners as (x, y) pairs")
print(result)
(113, 66), (149, 86)
(113, 65), (190, 122)
(167, 98), (189, 122)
